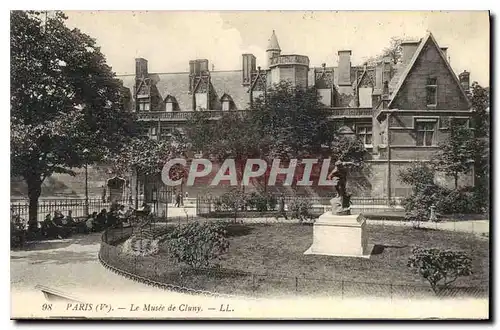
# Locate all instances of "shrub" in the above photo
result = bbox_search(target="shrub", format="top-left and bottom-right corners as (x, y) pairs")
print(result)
(288, 197), (313, 223)
(246, 192), (268, 212)
(401, 184), (441, 219)
(434, 188), (480, 215)
(398, 162), (435, 191)
(165, 222), (230, 269)
(404, 206), (428, 228)
(407, 247), (472, 294)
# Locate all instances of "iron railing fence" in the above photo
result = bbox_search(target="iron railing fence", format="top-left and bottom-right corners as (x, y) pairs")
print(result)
(196, 195), (404, 217)
(11, 197), (146, 223)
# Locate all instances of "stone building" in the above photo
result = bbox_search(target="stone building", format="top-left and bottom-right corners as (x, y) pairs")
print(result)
(116, 30), (474, 200)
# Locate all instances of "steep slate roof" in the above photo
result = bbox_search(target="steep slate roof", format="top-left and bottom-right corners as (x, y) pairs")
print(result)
(267, 30), (281, 50)
(388, 32), (472, 108)
(118, 70), (250, 111)
(118, 31), (467, 111)
(210, 70), (250, 110)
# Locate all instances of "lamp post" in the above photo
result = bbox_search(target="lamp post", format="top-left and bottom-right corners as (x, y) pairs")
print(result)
(83, 148), (89, 217)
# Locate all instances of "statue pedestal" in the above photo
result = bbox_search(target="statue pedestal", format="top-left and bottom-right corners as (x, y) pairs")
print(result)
(304, 212), (373, 258)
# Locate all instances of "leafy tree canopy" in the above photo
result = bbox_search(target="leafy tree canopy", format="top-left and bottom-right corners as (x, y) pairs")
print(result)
(11, 10), (135, 225)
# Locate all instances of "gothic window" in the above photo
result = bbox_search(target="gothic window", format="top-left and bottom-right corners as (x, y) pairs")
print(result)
(356, 125), (373, 146)
(426, 77), (438, 107)
(416, 120), (437, 146)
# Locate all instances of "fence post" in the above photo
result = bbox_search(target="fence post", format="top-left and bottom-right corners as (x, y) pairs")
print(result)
(341, 280), (344, 300)
(390, 283), (393, 301)
(252, 274), (256, 291)
(295, 277), (298, 293)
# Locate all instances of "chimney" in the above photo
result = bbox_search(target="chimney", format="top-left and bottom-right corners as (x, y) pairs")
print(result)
(401, 40), (420, 65)
(200, 59), (209, 73)
(440, 47), (448, 61)
(135, 58), (148, 79)
(459, 70), (470, 91)
(375, 61), (383, 91)
(382, 56), (392, 86)
(338, 50), (352, 86)
(242, 54), (256, 86)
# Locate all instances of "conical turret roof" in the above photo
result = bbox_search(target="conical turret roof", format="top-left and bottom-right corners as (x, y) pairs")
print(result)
(267, 30), (281, 51)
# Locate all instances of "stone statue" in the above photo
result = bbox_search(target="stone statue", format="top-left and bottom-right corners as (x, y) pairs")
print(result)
(327, 160), (356, 215)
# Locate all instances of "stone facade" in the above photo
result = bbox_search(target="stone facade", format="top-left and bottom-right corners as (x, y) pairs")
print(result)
(12, 31), (475, 200)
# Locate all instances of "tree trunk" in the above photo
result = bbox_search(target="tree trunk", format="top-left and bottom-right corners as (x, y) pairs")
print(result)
(135, 169), (139, 209)
(27, 174), (42, 232)
(454, 173), (458, 190)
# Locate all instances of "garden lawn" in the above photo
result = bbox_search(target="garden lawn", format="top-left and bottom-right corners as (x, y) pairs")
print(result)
(141, 223), (489, 298)
(220, 223), (488, 285)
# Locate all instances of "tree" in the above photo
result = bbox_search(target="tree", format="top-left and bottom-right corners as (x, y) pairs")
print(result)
(180, 81), (367, 192)
(11, 11), (136, 230)
(432, 123), (475, 189)
(250, 81), (336, 161)
(398, 161), (435, 191)
(408, 247), (472, 295)
(110, 137), (179, 208)
(365, 36), (419, 66)
(180, 111), (262, 189)
(469, 82), (490, 211)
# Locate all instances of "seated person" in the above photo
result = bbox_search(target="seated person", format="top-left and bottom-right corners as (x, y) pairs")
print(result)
(65, 210), (75, 225)
(95, 209), (107, 229)
(41, 213), (55, 238)
(53, 210), (65, 226)
(83, 212), (98, 232)
(117, 205), (127, 219)
(138, 202), (152, 215)
(85, 216), (94, 232)
(106, 210), (118, 228)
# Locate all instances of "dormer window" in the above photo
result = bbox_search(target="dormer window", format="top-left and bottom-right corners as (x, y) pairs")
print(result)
(165, 95), (179, 112)
(426, 77), (437, 107)
(220, 93), (234, 111)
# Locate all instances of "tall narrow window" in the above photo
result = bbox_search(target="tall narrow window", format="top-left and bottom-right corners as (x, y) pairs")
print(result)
(356, 125), (373, 145)
(426, 77), (437, 107)
(150, 126), (157, 136)
(416, 120), (436, 146)
(222, 100), (230, 111)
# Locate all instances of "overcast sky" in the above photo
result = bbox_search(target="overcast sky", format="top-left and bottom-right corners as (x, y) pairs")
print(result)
(64, 11), (490, 86)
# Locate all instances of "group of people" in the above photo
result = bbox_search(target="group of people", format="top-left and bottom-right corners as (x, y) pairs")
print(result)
(85, 202), (152, 232)
(38, 202), (153, 238)
(41, 210), (79, 238)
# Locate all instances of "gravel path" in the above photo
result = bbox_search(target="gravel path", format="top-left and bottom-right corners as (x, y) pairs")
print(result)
(10, 233), (176, 298)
